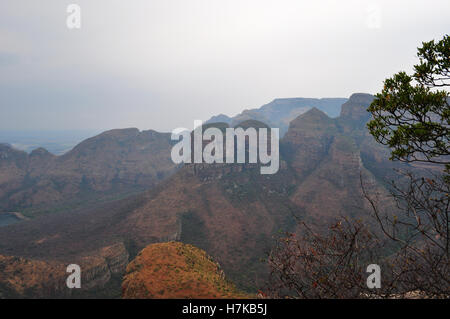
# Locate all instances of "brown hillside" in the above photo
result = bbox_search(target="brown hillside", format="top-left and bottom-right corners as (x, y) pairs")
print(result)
(122, 242), (248, 299)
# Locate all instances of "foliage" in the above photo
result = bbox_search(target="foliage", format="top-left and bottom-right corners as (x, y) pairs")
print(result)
(365, 35), (449, 297)
(267, 219), (385, 298)
(367, 35), (449, 170)
(362, 171), (449, 297)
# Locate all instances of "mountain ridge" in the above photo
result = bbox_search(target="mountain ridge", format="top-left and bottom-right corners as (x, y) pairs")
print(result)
(205, 97), (348, 136)
(0, 128), (177, 216)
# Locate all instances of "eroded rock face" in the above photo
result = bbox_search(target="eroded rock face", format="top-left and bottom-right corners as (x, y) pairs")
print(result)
(100, 243), (130, 275)
(0, 242), (129, 298)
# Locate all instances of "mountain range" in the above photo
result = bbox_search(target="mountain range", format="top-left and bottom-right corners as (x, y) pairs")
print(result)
(206, 97), (348, 136)
(0, 129), (176, 216)
(0, 93), (414, 298)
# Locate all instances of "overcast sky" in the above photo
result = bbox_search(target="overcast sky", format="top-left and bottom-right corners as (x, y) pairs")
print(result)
(0, 0), (449, 132)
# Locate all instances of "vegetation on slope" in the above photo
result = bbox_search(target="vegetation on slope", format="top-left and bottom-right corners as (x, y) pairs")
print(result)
(122, 242), (249, 299)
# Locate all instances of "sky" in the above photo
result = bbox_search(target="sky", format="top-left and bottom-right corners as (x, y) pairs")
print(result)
(0, 0), (449, 132)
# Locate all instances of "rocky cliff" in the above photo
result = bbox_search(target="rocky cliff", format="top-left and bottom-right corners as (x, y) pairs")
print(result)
(0, 242), (128, 298)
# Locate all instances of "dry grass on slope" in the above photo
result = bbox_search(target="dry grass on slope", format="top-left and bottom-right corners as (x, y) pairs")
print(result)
(122, 242), (249, 299)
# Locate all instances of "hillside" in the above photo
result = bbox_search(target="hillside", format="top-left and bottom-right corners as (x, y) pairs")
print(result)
(122, 242), (248, 299)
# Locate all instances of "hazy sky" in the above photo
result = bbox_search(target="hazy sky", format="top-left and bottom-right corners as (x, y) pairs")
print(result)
(0, 0), (449, 132)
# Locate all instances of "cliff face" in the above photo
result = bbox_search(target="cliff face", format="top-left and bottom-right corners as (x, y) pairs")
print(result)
(0, 129), (177, 216)
(77, 242), (129, 292)
(122, 242), (247, 299)
(282, 108), (337, 180)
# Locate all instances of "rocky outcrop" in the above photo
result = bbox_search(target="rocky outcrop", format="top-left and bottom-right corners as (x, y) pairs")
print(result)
(100, 243), (129, 275)
(0, 242), (129, 298)
(78, 242), (129, 291)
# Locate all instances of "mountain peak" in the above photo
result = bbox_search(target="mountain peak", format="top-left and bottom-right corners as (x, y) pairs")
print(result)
(348, 93), (375, 103)
(0, 143), (27, 160)
(289, 107), (332, 128)
(206, 114), (232, 125)
(122, 242), (248, 299)
(30, 147), (54, 157)
(233, 119), (271, 129)
(0, 143), (13, 150)
(339, 93), (374, 122)
(205, 97), (347, 136)
(98, 128), (140, 138)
